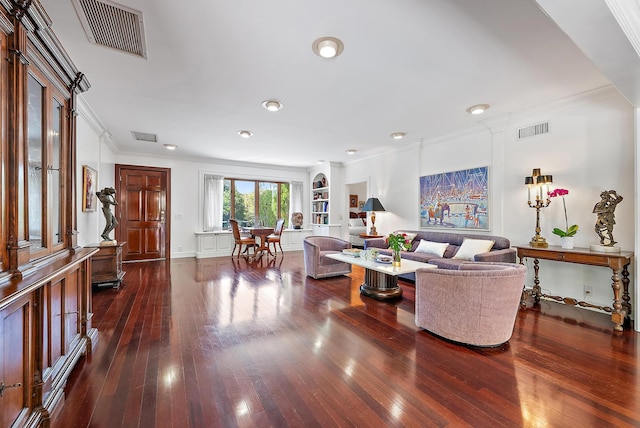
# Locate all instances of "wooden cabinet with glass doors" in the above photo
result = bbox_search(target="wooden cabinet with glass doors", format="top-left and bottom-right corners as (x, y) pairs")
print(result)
(0, 2), (96, 427)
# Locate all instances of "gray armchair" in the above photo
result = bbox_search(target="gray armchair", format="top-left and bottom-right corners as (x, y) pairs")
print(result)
(415, 262), (527, 347)
(303, 236), (353, 279)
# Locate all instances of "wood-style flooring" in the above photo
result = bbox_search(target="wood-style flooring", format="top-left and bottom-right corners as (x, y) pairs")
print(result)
(52, 252), (640, 427)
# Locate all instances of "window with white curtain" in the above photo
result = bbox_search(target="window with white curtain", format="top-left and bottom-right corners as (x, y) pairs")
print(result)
(203, 174), (224, 231)
(203, 174), (291, 230)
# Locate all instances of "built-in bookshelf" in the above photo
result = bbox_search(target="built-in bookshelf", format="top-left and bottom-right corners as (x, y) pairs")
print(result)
(312, 173), (329, 225)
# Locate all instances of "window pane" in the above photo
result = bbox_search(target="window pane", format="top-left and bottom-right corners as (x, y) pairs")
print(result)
(215, 178), (289, 230)
(27, 74), (44, 250)
(234, 180), (254, 227)
(259, 182), (277, 227)
(280, 183), (290, 227)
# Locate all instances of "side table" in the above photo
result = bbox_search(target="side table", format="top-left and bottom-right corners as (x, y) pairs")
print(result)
(85, 241), (127, 288)
(359, 233), (384, 239)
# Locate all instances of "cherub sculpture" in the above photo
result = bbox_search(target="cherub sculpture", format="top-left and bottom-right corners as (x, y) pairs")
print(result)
(592, 190), (623, 246)
(97, 187), (118, 241)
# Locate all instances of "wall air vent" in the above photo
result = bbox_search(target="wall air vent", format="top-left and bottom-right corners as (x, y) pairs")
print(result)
(517, 122), (549, 140)
(72, 0), (147, 58)
(131, 131), (158, 143)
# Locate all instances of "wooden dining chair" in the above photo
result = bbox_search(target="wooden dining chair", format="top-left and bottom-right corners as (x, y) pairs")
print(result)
(230, 219), (257, 257)
(266, 218), (285, 255)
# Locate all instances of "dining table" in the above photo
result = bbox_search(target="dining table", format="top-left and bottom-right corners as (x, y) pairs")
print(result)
(244, 227), (275, 256)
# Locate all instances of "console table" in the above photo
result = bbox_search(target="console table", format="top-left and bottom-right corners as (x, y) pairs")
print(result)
(514, 245), (633, 331)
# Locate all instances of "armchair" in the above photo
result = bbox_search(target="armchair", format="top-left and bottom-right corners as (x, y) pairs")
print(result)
(415, 262), (527, 347)
(303, 236), (353, 279)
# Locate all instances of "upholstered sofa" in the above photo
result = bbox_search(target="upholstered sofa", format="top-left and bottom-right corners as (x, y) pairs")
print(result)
(303, 236), (353, 279)
(364, 230), (516, 279)
(415, 262), (527, 347)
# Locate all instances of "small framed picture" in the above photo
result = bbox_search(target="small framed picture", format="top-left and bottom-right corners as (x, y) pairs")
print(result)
(82, 165), (97, 212)
(349, 194), (358, 208)
(359, 201), (365, 209)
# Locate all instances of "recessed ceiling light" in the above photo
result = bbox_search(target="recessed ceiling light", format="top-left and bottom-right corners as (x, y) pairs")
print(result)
(261, 100), (283, 112)
(163, 144), (177, 150)
(390, 132), (406, 140)
(312, 36), (344, 58)
(466, 104), (490, 115)
(346, 149), (357, 155)
(237, 130), (253, 138)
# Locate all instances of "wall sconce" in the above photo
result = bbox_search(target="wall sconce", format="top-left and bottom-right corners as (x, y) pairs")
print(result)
(361, 197), (385, 236)
(525, 168), (553, 247)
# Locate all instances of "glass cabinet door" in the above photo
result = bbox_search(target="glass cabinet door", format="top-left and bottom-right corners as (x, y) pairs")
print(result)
(51, 98), (64, 247)
(27, 73), (44, 252)
(26, 72), (68, 257)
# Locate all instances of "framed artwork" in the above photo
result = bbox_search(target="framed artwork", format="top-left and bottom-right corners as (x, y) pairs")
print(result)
(359, 201), (365, 209)
(419, 166), (489, 230)
(349, 194), (358, 208)
(82, 165), (97, 212)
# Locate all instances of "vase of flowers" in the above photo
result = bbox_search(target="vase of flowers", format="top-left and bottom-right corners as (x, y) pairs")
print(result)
(548, 188), (578, 249)
(386, 232), (412, 267)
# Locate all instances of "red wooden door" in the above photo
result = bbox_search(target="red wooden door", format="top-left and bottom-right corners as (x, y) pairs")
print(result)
(115, 165), (171, 261)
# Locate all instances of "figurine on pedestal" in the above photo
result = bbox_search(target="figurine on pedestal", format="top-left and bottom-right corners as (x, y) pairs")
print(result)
(591, 189), (623, 252)
(97, 187), (118, 243)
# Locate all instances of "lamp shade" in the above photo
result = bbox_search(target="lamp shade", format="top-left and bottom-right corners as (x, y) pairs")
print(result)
(362, 197), (385, 212)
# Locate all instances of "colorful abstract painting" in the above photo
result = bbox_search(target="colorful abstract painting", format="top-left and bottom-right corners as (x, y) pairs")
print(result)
(419, 166), (489, 230)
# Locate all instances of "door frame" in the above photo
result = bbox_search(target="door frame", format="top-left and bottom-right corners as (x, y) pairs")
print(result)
(114, 164), (171, 261)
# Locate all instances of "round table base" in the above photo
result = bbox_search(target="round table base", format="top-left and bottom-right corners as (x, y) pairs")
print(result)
(360, 284), (403, 300)
(359, 268), (403, 300)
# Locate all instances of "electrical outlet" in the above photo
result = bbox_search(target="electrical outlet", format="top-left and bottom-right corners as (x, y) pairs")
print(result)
(584, 284), (593, 295)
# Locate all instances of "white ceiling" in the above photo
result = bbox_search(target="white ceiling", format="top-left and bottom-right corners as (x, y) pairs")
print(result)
(39, 0), (638, 168)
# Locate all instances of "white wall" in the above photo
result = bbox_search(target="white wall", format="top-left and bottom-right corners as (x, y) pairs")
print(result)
(76, 109), (102, 247)
(344, 86), (635, 315)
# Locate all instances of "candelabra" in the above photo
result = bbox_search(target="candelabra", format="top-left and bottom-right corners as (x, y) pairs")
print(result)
(525, 168), (553, 248)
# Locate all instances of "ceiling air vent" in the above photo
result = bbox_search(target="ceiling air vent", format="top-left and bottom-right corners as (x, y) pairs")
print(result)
(72, 0), (147, 58)
(131, 131), (158, 143)
(517, 122), (549, 140)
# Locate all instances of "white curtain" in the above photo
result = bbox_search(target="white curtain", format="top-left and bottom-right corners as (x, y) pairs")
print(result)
(203, 174), (224, 231)
(289, 181), (304, 224)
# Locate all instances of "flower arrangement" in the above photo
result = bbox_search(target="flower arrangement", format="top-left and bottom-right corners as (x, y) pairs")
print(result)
(386, 232), (413, 253)
(548, 188), (579, 237)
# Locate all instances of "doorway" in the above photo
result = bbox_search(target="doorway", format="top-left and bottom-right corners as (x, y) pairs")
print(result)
(115, 164), (171, 261)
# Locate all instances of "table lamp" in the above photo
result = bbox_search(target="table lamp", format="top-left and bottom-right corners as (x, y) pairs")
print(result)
(362, 197), (385, 236)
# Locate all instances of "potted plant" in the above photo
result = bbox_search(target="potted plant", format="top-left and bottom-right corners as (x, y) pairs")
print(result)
(386, 232), (412, 266)
(548, 188), (578, 249)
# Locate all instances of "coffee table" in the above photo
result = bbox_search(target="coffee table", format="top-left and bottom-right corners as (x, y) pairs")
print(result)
(326, 252), (436, 300)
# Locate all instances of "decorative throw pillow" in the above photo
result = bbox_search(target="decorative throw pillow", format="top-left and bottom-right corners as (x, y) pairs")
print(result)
(414, 239), (449, 257)
(452, 238), (495, 261)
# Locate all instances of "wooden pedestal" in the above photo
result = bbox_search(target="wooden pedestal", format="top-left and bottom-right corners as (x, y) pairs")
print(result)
(86, 242), (127, 288)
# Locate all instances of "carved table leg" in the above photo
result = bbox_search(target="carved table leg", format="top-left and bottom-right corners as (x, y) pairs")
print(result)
(532, 258), (541, 303)
(621, 264), (631, 318)
(518, 256), (527, 306)
(610, 267), (626, 331)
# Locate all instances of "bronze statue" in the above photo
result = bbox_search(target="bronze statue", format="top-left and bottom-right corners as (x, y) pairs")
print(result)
(97, 187), (118, 241)
(592, 190), (623, 246)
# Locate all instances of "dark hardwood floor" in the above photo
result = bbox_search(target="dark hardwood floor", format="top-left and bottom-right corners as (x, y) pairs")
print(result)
(52, 252), (640, 427)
